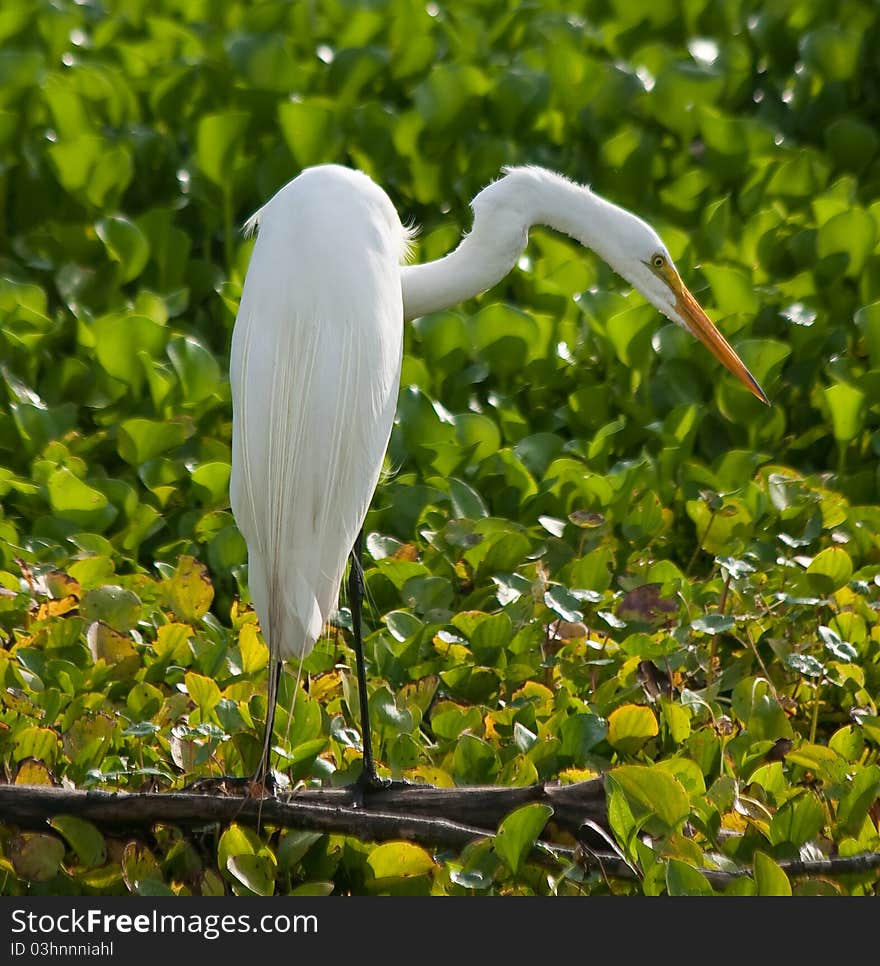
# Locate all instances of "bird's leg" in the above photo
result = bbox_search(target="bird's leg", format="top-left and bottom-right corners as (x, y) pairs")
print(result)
(182, 659), (281, 797)
(348, 529), (390, 792)
(254, 658), (282, 794)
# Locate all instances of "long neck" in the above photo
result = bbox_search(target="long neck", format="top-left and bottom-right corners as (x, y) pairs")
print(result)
(401, 167), (622, 321)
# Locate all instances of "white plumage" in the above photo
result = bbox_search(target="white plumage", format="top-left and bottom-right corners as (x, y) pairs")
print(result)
(231, 166), (409, 662)
(230, 162), (767, 786)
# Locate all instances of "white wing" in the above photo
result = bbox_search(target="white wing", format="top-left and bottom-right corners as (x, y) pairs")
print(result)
(230, 166), (406, 660)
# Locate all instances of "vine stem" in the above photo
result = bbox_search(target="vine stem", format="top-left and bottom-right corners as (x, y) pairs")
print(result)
(687, 509), (717, 575)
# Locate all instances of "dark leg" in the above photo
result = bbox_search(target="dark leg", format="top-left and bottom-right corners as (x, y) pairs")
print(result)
(348, 529), (388, 791)
(255, 658), (282, 792)
(184, 657), (281, 797)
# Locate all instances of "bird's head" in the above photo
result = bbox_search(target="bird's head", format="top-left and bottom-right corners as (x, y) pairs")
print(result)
(596, 206), (769, 405)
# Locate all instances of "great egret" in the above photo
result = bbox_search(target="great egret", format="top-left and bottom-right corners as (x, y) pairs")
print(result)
(230, 163), (768, 790)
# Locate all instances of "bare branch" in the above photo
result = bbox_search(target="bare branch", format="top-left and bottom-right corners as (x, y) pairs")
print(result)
(0, 779), (605, 841)
(3, 782), (877, 888)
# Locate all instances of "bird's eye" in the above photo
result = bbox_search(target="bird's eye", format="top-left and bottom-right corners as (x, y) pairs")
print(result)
(651, 253), (666, 269)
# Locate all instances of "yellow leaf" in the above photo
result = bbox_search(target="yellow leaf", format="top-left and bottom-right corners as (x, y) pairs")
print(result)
(15, 760), (54, 785)
(162, 555), (213, 621)
(559, 767), (599, 784)
(36, 595), (79, 619)
(309, 671), (341, 703)
(86, 621), (138, 678)
(404, 765), (455, 787)
(184, 671), (221, 711)
(367, 841), (436, 879)
(238, 622), (269, 674)
(607, 704), (659, 754)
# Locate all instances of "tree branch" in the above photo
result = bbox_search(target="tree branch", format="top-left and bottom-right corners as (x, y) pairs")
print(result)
(0, 779), (605, 841)
(3, 783), (877, 888)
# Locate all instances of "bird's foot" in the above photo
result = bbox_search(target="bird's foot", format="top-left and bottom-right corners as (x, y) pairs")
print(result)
(250, 768), (279, 798)
(357, 770), (392, 793)
(345, 767), (413, 806)
(180, 775), (259, 796)
(183, 770), (279, 798)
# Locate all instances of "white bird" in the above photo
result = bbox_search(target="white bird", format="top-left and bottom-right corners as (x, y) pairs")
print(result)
(230, 163), (768, 791)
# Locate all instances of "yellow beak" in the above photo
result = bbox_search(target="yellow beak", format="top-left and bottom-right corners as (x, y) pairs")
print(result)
(671, 274), (770, 405)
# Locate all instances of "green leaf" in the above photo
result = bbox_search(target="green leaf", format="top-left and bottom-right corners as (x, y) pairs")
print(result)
(660, 702), (692, 745)
(785, 653), (825, 678)
(828, 725), (864, 763)
(837, 765), (880, 836)
(92, 314), (167, 392)
(462, 610), (513, 661)
(96, 215), (150, 283)
(854, 301), (880, 369)
(15, 728), (60, 767)
(823, 383), (865, 443)
(514, 433), (565, 477)
(413, 63), (491, 129)
(544, 585), (584, 623)
(383, 610), (422, 643)
(11, 833), (65, 883)
(806, 546), (853, 592)
(753, 851), (791, 896)
(607, 304), (656, 369)
(452, 734), (499, 784)
(785, 743), (849, 784)
(290, 881), (334, 896)
(80, 586), (142, 632)
(701, 263), (759, 317)
(567, 547), (615, 593)
(370, 685), (413, 735)
(48, 135), (133, 207)
(448, 477), (489, 519)
(168, 335), (222, 405)
(493, 803), (553, 875)
(196, 111), (249, 186)
(691, 613), (735, 634)
(817, 208), (876, 276)
(277, 831), (324, 874)
(190, 462), (232, 507)
(278, 99), (341, 169)
(716, 339), (789, 416)
(559, 713), (607, 763)
(402, 574), (454, 614)
(118, 417), (190, 465)
(454, 414), (501, 465)
(226, 854), (275, 896)
(121, 842), (164, 895)
(825, 119), (879, 174)
(412, 311), (469, 368)
(469, 304), (540, 377)
(48, 816), (106, 868)
(134, 879), (175, 897)
(665, 859), (714, 896)
(801, 26), (862, 82)
(731, 678), (795, 741)
(218, 823), (264, 868)
(768, 791), (825, 847)
(46, 468), (116, 531)
(431, 703), (483, 741)
(63, 713), (115, 767)
(607, 764), (690, 831)
(606, 777), (639, 855)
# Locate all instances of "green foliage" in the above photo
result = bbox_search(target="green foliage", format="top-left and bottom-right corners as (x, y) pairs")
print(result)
(1, 0), (880, 897)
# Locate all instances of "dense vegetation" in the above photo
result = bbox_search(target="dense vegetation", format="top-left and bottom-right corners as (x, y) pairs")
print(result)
(1, 0), (879, 895)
